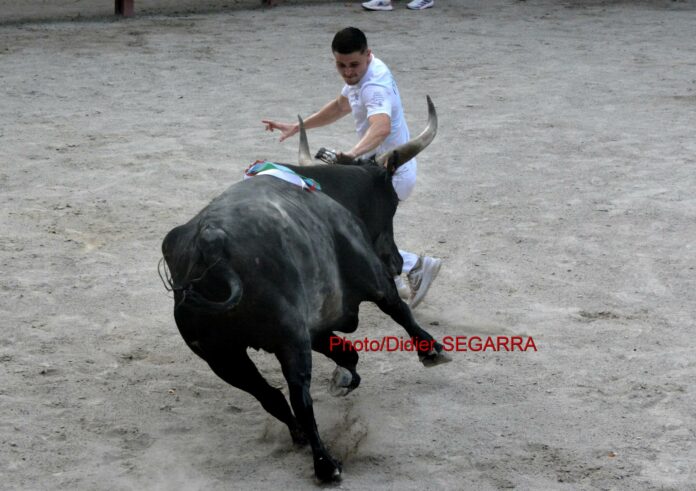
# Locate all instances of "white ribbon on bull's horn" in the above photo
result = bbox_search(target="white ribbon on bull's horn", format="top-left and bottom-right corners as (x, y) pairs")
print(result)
(297, 95), (437, 167)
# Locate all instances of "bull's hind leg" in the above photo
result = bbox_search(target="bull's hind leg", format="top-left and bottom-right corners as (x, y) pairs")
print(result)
(312, 332), (361, 397)
(375, 289), (451, 367)
(205, 350), (307, 445)
(276, 343), (342, 482)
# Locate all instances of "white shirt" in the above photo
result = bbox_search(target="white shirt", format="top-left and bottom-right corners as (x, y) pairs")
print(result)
(341, 55), (416, 171)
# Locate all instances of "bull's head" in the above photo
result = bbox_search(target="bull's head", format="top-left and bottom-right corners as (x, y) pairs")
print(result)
(293, 96), (437, 278)
(296, 95), (438, 171)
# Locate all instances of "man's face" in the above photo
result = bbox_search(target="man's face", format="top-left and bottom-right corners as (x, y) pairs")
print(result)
(334, 48), (372, 86)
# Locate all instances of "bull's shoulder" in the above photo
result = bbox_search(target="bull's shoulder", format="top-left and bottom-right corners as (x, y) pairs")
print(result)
(281, 163), (376, 183)
(280, 163), (391, 213)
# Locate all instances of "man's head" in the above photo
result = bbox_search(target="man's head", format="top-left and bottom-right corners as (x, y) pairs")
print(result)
(332, 27), (372, 86)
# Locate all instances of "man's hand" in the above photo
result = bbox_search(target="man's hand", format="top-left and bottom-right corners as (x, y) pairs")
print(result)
(337, 151), (360, 165)
(262, 120), (299, 142)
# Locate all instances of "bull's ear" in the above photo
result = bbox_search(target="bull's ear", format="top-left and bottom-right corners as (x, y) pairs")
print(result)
(386, 150), (399, 175)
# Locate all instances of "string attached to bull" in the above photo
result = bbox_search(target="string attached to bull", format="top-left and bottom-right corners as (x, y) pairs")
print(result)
(158, 256), (223, 310)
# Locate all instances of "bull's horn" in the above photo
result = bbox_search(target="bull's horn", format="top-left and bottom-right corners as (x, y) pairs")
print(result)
(376, 95), (437, 168)
(297, 115), (313, 166)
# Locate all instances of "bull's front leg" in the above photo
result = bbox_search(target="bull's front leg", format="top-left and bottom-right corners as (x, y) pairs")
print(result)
(376, 293), (451, 367)
(276, 343), (342, 482)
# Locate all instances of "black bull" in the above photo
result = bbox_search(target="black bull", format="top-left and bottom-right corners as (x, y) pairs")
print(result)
(160, 97), (449, 482)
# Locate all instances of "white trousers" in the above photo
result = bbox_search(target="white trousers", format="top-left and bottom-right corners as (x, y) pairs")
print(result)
(391, 160), (419, 275)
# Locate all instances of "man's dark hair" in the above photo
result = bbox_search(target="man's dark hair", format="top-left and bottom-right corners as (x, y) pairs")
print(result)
(332, 27), (368, 55)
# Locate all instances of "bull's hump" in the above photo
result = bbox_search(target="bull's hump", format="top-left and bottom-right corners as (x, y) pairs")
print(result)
(201, 176), (345, 229)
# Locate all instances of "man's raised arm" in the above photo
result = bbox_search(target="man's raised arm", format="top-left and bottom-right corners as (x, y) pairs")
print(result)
(262, 94), (351, 142)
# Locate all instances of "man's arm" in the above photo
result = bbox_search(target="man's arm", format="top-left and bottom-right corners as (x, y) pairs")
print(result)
(262, 94), (351, 142)
(343, 113), (391, 159)
(304, 94), (351, 129)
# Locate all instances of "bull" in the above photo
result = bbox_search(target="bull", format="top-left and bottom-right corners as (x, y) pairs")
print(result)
(160, 97), (449, 482)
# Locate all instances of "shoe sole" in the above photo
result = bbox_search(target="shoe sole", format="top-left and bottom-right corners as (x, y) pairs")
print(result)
(407, 3), (433, 9)
(409, 257), (441, 309)
(362, 6), (394, 10)
(394, 276), (411, 300)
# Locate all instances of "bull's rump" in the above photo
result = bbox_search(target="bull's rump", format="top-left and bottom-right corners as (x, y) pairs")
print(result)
(163, 176), (389, 344)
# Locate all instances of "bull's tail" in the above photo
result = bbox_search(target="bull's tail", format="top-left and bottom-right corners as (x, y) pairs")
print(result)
(177, 268), (242, 314)
(161, 225), (243, 314)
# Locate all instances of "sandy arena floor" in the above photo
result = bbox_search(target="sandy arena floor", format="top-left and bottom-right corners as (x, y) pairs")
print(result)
(1, 0), (695, 489)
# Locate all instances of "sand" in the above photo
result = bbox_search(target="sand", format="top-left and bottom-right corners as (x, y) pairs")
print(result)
(2, 0), (696, 489)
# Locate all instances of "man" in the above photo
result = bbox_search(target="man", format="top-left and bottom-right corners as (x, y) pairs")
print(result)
(262, 27), (440, 309)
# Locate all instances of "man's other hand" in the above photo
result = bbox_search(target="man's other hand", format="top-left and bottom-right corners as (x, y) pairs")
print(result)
(262, 120), (299, 142)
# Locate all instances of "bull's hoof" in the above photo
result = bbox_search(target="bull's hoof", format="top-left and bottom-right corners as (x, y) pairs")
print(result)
(419, 344), (452, 367)
(328, 366), (360, 397)
(314, 454), (342, 483)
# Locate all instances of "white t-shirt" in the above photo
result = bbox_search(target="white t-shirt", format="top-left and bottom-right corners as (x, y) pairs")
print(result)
(341, 55), (416, 172)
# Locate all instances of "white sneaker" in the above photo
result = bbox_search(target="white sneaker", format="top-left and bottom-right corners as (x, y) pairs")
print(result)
(407, 256), (442, 309)
(394, 276), (411, 300)
(407, 0), (434, 9)
(362, 0), (393, 10)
